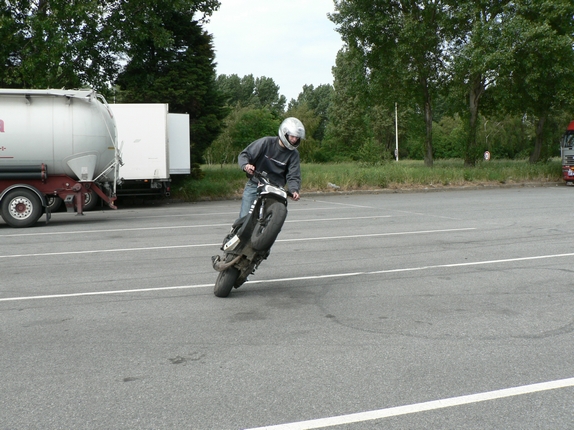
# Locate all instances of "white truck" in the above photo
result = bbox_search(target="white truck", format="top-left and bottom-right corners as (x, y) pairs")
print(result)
(109, 103), (190, 198)
(0, 89), (119, 228)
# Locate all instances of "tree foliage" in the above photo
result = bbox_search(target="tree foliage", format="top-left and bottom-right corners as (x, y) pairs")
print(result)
(204, 107), (280, 165)
(494, 0), (574, 162)
(3, 0), (574, 166)
(0, 0), (225, 164)
(445, 0), (511, 166)
(322, 47), (370, 161)
(331, 0), (452, 167)
(328, 0), (574, 165)
(113, 0), (225, 162)
(216, 74), (286, 116)
(0, 0), (117, 90)
(288, 84), (333, 142)
(284, 102), (321, 163)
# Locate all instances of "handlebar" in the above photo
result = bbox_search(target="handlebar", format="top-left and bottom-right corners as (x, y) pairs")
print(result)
(251, 170), (294, 198)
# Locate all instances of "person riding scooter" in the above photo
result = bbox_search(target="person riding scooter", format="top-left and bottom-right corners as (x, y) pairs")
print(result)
(237, 117), (305, 218)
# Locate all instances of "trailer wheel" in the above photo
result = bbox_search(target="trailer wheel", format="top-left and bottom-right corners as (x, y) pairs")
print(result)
(1, 189), (43, 228)
(46, 196), (63, 212)
(83, 190), (99, 211)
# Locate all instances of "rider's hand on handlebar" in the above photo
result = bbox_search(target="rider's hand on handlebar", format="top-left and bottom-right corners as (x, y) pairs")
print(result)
(244, 164), (255, 175)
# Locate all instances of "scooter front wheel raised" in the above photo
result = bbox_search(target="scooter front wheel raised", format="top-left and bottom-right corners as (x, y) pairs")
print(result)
(251, 201), (287, 251)
(214, 266), (240, 298)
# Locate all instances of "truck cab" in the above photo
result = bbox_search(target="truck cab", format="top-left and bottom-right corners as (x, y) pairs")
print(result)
(560, 121), (574, 184)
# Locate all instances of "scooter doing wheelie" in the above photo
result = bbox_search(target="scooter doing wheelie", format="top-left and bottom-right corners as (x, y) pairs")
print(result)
(211, 171), (291, 297)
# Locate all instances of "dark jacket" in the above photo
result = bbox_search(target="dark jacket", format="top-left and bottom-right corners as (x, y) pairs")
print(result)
(238, 136), (301, 192)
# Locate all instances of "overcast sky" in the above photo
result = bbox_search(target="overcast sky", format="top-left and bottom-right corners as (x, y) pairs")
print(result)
(204, 0), (344, 102)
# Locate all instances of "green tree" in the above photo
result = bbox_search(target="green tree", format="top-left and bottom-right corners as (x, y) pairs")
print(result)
(432, 115), (466, 159)
(204, 107), (280, 165)
(495, 0), (574, 162)
(114, 0), (225, 163)
(0, 0), (117, 91)
(217, 74), (257, 107)
(288, 84), (333, 142)
(254, 76), (286, 115)
(0, 0), (223, 164)
(331, 0), (451, 167)
(323, 47), (370, 161)
(216, 74), (286, 115)
(446, 0), (511, 166)
(285, 102), (321, 162)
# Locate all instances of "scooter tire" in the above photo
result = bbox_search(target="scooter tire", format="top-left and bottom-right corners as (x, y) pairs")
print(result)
(214, 267), (240, 298)
(251, 201), (287, 251)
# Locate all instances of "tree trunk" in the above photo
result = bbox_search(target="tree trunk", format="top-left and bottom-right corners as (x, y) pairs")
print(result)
(464, 74), (485, 167)
(422, 78), (433, 167)
(529, 115), (546, 163)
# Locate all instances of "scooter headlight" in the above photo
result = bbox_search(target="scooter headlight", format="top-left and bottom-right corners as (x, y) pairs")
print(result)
(262, 185), (287, 199)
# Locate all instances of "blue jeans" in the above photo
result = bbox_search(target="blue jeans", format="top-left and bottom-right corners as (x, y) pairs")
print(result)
(239, 181), (258, 218)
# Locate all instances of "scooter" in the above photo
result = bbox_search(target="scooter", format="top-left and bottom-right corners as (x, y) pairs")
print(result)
(211, 171), (291, 297)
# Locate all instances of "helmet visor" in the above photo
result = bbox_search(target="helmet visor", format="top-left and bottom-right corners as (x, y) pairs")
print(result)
(285, 133), (301, 148)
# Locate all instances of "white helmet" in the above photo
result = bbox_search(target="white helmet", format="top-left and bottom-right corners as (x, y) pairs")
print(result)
(278, 117), (305, 150)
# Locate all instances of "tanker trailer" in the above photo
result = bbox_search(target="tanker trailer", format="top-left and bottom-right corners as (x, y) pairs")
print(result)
(0, 89), (119, 227)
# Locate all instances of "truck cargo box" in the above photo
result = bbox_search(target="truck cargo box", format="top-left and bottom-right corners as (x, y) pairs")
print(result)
(168, 113), (191, 175)
(109, 103), (190, 197)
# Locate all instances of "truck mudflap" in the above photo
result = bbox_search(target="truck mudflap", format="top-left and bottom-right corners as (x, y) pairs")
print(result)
(90, 183), (117, 210)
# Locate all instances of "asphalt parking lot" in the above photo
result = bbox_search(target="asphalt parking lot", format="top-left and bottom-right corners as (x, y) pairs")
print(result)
(1, 186), (573, 429)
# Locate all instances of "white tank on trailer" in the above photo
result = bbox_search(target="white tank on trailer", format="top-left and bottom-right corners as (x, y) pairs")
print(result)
(0, 88), (117, 182)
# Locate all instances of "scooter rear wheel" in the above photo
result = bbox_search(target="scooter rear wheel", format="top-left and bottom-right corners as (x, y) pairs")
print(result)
(214, 266), (240, 297)
(251, 201), (287, 251)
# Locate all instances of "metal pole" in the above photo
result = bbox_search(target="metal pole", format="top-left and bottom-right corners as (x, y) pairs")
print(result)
(395, 102), (399, 161)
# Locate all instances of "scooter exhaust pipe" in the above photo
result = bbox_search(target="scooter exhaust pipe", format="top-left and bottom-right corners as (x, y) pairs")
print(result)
(211, 254), (242, 272)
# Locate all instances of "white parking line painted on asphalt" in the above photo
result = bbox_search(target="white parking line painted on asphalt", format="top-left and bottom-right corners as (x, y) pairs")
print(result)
(287, 215), (391, 223)
(0, 227), (473, 259)
(243, 251), (574, 284)
(0, 243), (220, 259)
(313, 199), (375, 209)
(2, 250), (574, 302)
(0, 224), (231, 237)
(39, 206), (341, 223)
(0, 206), (364, 238)
(244, 377), (574, 430)
(391, 208), (464, 221)
(278, 228), (475, 243)
(0, 214), (388, 238)
(0, 284), (214, 302)
(125, 206), (349, 219)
